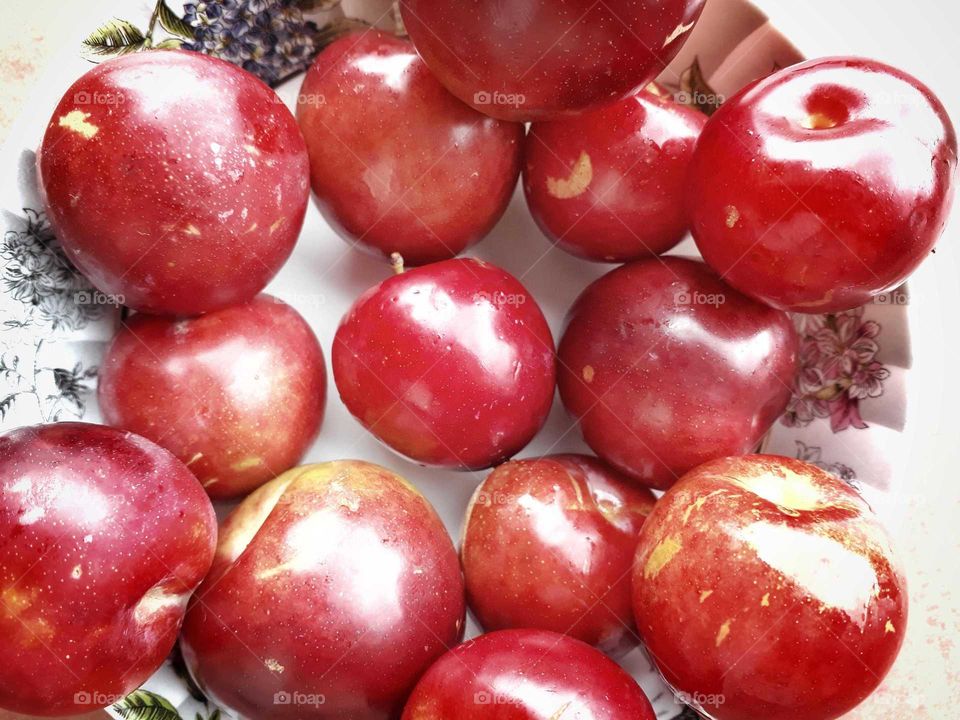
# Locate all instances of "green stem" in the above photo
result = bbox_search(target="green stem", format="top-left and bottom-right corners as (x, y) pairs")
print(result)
(145, 0), (163, 45)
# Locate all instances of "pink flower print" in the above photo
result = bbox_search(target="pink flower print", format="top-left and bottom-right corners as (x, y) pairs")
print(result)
(782, 308), (889, 432)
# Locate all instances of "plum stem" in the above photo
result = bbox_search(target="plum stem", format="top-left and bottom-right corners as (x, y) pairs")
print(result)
(390, 252), (405, 275)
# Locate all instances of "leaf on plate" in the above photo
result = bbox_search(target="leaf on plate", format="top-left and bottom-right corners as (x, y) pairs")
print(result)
(0, 394), (16, 420)
(112, 690), (183, 720)
(679, 57), (723, 116)
(157, 1), (195, 41)
(83, 19), (148, 57)
(154, 38), (184, 50)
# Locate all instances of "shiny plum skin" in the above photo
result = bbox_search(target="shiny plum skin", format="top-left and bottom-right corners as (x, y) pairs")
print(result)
(401, 629), (656, 719)
(524, 90), (706, 262)
(557, 257), (797, 490)
(98, 295), (326, 499)
(400, 0), (707, 122)
(332, 258), (556, 470)
(687, 57), (958, 313)
(632, 455), (907, 720)
(461, 455), (656, 656)
(37, 50), (309, 316)
(297, 31), (523, 265)
(0, 423), (216, 716)
(180, 461), (465, 720)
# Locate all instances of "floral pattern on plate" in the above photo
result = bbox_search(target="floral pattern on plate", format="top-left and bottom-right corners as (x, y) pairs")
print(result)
(783, 307), (892, 432)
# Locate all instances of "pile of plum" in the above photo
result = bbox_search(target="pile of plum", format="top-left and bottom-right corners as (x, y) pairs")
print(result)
(1, 1), (956, 719)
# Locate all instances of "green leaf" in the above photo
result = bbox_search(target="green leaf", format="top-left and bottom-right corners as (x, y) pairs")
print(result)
(0, 394), (16, 420)
(82, 19), (148, 56)
(154, 38), (184, 50)
(112, 690), (183, 720)
(157, 1), (195, 40)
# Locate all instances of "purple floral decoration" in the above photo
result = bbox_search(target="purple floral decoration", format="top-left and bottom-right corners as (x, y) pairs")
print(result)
(182, 0), (325, 85)
(83, 0), (341, 87)
(782, 307), (890, 432)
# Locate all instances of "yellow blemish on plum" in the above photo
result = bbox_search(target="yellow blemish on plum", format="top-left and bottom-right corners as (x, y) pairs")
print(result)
(269, 218), (284, 234)
(644, 536), (682, 579)
(682, 490), (723, 524)
(563, 472), (587, 510)
(582, 365), (595, 383)
(264, 658), (285, 674)
(885, 620), (896, 634)
(761, 593), (770, 607)
(549, 701), (572, 720)
(547, 151), (593, 199)
(245, 144), (262, 156)
(663, 21), (696, 47)
(699, 590), (713, 603)
(232, 457), (265, 472)
(71, 565), (83, 579)
(183, 224), (201, 236)
(58, 110), (99, 139)
(729, 466), (829, 515)
(2, 587), (33, 614)
(203, 477), (220, 487)
(716, 619), (732, 646)
(2, 588), (55, 643)
(801, 112), (839, 130)
(245, 222), (259, 234)
(725, 205), (740, 229)
(185, 452), (204, 467)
